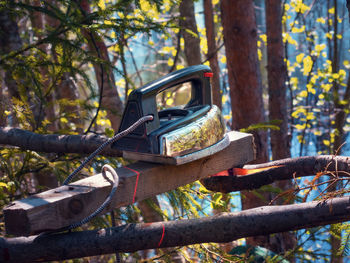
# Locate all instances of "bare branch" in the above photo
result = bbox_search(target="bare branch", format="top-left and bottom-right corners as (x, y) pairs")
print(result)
(2, 196), (350, 262)
(0, 127), (121, 157)
(201, 155), (350, 192)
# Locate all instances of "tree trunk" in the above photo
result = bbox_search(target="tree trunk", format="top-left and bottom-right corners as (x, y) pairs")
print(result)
(80, 0), (123, 131)
(220, 0), (270, 249)
(266, 0), (296, 255)
(329, 1), (344, 261)
(203, 0), (222, 109)
(179, 0), (201, 66)
(0, 11), (22, 102)
(266, 0), (290, 161)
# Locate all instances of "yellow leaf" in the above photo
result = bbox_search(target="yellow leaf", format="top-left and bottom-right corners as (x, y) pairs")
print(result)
(60, 117), (68, 124)
(314, 131), (321, 136)
(339, 69), (346, 78)
(295, 124), (306, 130)
(336, 34), (342, 39)
(0, 182), (8, 188)
(260, 34), (267, 43)
(302, 56), (313, 76)
(316, 17), (326, 24)
(323, 139), (330, 146)
(167, 57), (174, 67)
(300, 90), (308, 97)
(315, 44), (326, 52)
(257, 49), (262, 61)
(220, 56), (226, 64)
(296, 53), (304, 64)
(328, 7), (335, 14)
(291, 26), (305, 33)
(332, 73), (339, 79)
(326, 32), (333, 39)
(98, 0), (105, 10)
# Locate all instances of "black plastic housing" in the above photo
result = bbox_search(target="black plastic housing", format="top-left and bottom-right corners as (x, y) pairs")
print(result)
(112, 64), (213, 155)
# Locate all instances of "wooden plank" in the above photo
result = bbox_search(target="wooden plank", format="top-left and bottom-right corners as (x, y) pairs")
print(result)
(4, 131), (254, 236)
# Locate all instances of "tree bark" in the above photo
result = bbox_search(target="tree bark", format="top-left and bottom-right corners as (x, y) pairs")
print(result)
(80, 0), (123, 131)
(202, 155), (350, 192)
(266, 0), (295, 254)
(2, 196), (350, 262)
(266, 0), (290, 161)
(220, 0), (269, 248)
(0, 10), (22, 103)
(203, 0), (222, 109)
(179, 0), (201, 66)
(0, 127), (122, 156)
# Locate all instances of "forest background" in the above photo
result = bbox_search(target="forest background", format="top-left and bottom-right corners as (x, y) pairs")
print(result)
(1, 0), (350, 262)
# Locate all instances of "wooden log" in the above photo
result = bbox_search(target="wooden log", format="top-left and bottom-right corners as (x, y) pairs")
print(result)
(2, 196), (350, 262)
(4, 131), (254, 236)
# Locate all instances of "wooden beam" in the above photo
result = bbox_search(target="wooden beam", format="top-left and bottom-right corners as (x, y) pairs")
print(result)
(4, 131), (254, 236)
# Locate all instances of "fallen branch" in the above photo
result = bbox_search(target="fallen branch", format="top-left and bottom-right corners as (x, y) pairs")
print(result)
(0, 127), (121, 156)
(2, 196), (350, 262)
(201, 155), (350, 192)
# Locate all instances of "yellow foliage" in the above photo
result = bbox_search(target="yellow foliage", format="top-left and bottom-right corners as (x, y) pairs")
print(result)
(60, 117), (68, 124)
(140, 0), (159, 19)
(291, 0), (310, 14)
(296, 53), (304, 64)
(163, 0), (172, 12)
(299, 90), (308, 98)
(220, 56), (226, 64)
(328, 7), (335, 14)
(98, 0), (105, 10)
(314, 130), (321, 136)
(339, 69), (346, 78)
(290, 77), (298, 87)
(316, 17), (326, 24)
(291, 26), (305, 33)
(292, 107), (306, 118)
(260, 34), (267, 43)
(306, 84), (316, 95)
(315, 44), (326, 53)
(258, 49), (262, 61)
(326, 32), (333, 39)
(306, 112), (315, 120)
(323, 139), (330, 146)
(302, 56), (313, 76)
(167, 57), (174, 67)
(295, 123), (306, 130)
